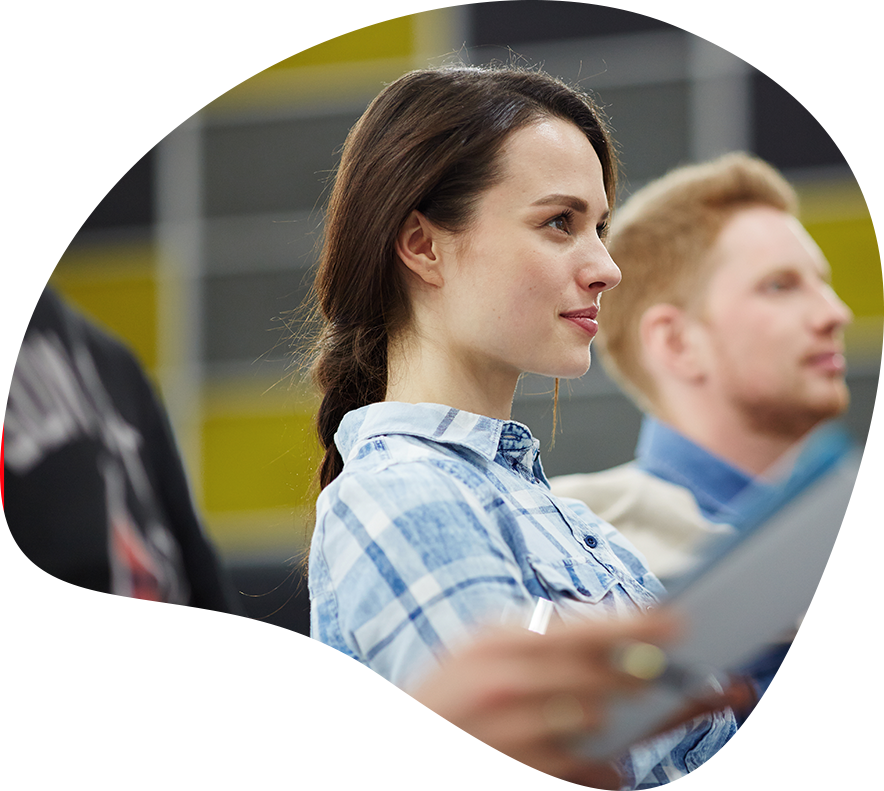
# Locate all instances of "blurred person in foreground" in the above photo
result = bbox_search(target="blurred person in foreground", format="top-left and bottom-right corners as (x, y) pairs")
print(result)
(551, 152), (853, 706)
(4, 0), (744, 791)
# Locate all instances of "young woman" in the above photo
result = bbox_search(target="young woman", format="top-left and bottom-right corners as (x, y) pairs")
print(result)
(306, 65), (737, 788)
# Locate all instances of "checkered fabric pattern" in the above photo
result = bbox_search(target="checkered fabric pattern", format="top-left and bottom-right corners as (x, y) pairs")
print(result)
(309, 402), (734, 786)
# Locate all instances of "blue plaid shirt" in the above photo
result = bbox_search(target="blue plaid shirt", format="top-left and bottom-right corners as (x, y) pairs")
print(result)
(309, 402), (735, 787)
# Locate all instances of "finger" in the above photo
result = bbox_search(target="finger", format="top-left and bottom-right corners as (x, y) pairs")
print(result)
(724, 675), (759, 718)
(424, 615), (691, 734)
(527, 612), (684, 697)
(652, 676), (757, 736)
(694, 676), (757, 719)
(544, 608), (685, 662)
(464, 609), (683, 673)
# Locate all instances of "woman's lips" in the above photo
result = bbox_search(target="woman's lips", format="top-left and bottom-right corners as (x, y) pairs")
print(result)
(561, 307), (599, 338)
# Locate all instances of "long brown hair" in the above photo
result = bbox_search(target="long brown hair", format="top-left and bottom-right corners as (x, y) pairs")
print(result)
(308, 65), (618, 488)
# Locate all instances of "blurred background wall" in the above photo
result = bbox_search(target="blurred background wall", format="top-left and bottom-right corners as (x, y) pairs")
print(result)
(44, 1), (882, 634)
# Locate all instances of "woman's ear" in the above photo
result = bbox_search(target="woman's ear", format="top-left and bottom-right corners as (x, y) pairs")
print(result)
(395, 210), (445, 287)
(639, 303), (707, 384)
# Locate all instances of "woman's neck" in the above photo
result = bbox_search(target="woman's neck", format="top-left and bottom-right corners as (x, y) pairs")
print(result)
(386, 332), (518, 420)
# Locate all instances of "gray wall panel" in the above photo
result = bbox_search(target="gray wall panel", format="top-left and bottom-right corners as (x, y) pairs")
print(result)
(204, 112), (358, 217)
(204, 212), (320, 275)
(603, 82), (691, 192)
(203, 269), (312, 370)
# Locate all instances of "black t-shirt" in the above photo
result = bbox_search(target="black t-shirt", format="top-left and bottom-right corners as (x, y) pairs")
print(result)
(3, 288), (240, 613)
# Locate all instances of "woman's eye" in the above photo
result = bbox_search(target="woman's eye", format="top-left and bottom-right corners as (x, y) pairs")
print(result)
(545, 211), (574, 234)
(596, 221), (608, 239)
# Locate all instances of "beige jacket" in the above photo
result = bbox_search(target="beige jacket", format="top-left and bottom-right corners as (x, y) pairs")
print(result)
(550, 463), (734, 584)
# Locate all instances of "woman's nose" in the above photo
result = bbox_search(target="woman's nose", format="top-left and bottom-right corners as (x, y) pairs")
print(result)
(581, 245), (621, 293)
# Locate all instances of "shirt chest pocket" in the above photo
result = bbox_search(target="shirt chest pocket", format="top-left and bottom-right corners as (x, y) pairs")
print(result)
(527, 554), (620, 605)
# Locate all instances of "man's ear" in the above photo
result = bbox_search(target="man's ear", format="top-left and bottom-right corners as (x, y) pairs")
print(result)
(639, 303), (706, 383)
(395, 210), (445, 287)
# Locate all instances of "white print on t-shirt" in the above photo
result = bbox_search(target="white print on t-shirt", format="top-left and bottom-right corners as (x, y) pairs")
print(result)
(3, 332), (147, 489)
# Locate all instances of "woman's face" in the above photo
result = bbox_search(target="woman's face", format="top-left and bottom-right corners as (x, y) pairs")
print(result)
(429, 117), (621, 389)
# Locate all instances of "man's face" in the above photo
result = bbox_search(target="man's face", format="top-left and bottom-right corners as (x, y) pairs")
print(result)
(692, 205), (852, 439)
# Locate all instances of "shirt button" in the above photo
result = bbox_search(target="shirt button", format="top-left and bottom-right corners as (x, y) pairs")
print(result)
(583, 535), (598, 549)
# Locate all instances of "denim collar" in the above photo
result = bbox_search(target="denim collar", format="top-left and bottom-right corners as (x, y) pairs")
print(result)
(336, 402), (543, 479)
(634, 416), (756, 523)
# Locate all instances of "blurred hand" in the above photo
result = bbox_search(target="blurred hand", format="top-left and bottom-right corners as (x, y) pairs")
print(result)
(410, 610), (694, 788)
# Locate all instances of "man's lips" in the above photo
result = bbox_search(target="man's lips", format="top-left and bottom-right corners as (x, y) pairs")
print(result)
(804, 350), (847, 374)
(561, 306), (599, 337)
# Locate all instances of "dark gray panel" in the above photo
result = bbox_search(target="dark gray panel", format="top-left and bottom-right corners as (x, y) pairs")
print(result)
(204, 112), (360, 217)
(203, 269), (316, 368)
(842, 367), (879, 447)
(601, 82), (690, 192)
(464, 28), (689, 94)
(512, 390), (644, 478)
(470, 0), (687, 46)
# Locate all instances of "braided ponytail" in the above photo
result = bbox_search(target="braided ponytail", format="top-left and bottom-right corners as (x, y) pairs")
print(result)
(312, 324), (388, 487)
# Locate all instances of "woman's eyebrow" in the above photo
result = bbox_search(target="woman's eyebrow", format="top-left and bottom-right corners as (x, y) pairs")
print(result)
(532, 194), (589, 213)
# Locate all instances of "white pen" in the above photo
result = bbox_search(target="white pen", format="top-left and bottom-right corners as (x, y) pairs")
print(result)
(527, 597), (556, 634)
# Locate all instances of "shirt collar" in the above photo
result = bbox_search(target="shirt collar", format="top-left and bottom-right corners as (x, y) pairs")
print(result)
(635, 416), (756, 522)
(336, 401), (541, 469)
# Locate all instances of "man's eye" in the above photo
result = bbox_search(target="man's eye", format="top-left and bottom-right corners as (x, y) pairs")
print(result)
(764, 275), (799, 292)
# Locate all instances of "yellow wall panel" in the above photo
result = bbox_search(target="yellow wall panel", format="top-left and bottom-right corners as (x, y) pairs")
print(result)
(49, 247), (158, 371)
(199, 0), (414, 77)
(201, 407), (321, 514)
(805, 215), (883, 319)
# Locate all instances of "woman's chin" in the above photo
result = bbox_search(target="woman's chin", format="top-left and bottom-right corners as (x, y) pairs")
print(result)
(534, 358), (593, 380)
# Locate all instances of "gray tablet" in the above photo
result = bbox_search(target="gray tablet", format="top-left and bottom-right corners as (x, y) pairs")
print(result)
(576, 426), (860, 760)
